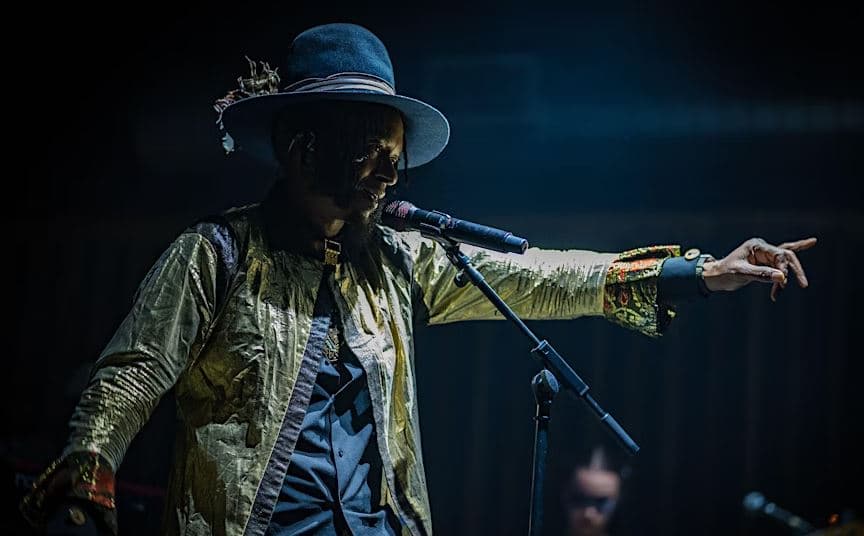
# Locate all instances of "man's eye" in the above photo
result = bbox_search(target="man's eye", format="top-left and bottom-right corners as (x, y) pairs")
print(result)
(353, 146), (378, 163)
(354, 144), (398, 165)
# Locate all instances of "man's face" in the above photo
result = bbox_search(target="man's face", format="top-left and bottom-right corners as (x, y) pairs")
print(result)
(565, 467), (621, 536)
(313, 105), (405, 225)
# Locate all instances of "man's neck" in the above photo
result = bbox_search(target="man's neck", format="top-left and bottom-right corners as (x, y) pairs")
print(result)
(262, 181), (349, 258)
(302, 198), (346, 239)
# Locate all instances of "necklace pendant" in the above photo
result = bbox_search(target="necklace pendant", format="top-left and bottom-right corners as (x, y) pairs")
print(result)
(323, 323), (340, 363)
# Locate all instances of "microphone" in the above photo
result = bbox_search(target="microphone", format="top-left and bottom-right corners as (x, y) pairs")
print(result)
(743, 491), (814, 534)
(381, 200), (529, 254)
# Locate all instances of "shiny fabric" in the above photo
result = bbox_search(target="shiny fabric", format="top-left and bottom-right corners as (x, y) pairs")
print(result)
(28, 204), (676, 535)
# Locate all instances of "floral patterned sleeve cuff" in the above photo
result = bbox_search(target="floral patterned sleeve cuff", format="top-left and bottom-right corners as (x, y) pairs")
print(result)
(19, 451), (118, 535)
(603, 245), (681, 338)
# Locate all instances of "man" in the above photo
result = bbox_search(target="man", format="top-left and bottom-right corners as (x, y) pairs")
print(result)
(20, 23), (815, 536)
(562, 447), (624, 536)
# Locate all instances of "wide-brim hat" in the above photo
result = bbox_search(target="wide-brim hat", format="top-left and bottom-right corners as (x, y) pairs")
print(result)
(215, 23), (450, 169)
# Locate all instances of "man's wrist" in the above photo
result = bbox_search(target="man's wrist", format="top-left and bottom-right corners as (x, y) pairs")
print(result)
(658, 248), (715, 303)
(700, 258), (722, 293)
(695, 254), (715, 296)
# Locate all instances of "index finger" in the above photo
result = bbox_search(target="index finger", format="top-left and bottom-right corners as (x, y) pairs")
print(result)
(784, 249), (809, 288)
(778, 237), (818, 252)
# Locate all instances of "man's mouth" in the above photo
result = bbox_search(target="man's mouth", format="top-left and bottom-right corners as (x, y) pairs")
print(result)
(357, 186), (385, 204)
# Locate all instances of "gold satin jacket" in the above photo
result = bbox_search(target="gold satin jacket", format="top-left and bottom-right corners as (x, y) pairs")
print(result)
(32, 204), (678, 535)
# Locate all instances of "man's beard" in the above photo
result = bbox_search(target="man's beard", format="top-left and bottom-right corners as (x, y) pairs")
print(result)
(316, 168), (384, 242)
(341, 201), (383, 250)
(311, 170), (384, 255)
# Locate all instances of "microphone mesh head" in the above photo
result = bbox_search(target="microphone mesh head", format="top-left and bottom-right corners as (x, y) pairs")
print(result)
(381, 200), (414, 231)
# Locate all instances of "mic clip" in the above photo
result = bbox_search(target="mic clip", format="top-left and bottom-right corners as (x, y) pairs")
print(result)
(416, 210), (451, 239)
(416, 223), (471, 288)
(417, 222), (442, 240)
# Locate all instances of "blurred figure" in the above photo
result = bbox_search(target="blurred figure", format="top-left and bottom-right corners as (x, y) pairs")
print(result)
(563, 447), (623, 536)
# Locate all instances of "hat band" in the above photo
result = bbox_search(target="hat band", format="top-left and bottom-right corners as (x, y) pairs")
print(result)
(283, 72), (395, 95)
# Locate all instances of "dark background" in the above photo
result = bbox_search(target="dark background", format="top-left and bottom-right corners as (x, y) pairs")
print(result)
(4, 2), (862, 534)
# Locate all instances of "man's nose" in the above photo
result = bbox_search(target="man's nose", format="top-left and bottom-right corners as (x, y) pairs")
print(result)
(375, 157), (399, 186)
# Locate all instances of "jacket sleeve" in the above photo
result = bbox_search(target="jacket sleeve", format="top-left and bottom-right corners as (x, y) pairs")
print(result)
(404, 231), (680, 337)
(603, 245), (681, 337)
(20, 231), (220, 534)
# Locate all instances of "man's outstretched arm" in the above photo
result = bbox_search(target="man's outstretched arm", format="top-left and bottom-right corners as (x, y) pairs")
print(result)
(402, 230), (816, 337)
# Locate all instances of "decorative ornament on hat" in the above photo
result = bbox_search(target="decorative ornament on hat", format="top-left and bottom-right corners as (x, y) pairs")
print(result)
(214, 57), (281, 153)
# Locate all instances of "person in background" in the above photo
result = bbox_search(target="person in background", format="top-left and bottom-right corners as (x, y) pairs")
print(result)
(563, 447), (626, 536)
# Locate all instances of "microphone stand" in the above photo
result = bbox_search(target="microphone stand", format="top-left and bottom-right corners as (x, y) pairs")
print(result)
(530, 369), (559, 536)
(422, 229), (640, 536)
